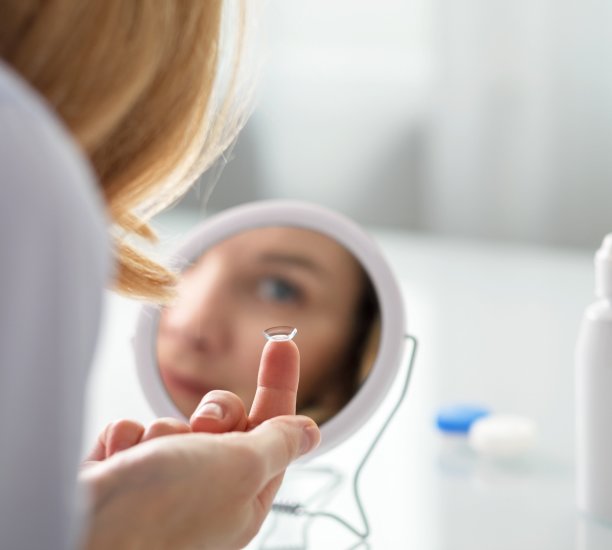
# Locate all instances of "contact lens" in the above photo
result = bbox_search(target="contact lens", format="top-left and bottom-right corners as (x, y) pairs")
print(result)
(263, 326), (298, 342)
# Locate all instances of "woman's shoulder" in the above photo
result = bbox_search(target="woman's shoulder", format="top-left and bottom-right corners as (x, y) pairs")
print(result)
(0, 65), (113, 550)
(0, 60), (112, 284)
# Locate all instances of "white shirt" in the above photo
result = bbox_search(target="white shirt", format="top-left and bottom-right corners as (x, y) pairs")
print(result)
(0, 61), (111, 549)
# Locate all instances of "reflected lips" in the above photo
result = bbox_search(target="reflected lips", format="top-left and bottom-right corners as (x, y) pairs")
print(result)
(161, 369), (213, 398)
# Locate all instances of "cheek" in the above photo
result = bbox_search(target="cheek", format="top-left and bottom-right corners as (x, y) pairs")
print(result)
(230, 333), (263, 383)
(156, 332), (179, 371)
(223, 321), (267, 408)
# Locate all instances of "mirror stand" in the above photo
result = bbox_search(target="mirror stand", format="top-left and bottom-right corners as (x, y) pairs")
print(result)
(265, 335), (419, 548)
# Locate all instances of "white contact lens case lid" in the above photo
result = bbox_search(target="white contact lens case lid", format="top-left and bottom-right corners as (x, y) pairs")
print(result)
(468, 414), (537, 458)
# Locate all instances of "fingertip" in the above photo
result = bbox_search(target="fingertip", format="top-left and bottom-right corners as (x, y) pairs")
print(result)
(249, 339), (301, 427)
(190, 390), (248, 433)
(106, 419), (145, 457)
(301, 422), (321, 455)
(251, 415), (321, 474)
(260, 339), (300, 385)
(141, 417), (191, 442)
(278, 415), (320, 456)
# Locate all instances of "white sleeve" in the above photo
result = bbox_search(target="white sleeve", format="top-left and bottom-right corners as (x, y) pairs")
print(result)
(0, 68), (111, 550)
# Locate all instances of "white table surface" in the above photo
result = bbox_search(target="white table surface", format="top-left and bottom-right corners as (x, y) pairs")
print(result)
(85, 213), (612, 550)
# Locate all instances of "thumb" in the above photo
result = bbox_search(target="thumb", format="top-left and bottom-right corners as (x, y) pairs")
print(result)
(247, 415), (321, 481)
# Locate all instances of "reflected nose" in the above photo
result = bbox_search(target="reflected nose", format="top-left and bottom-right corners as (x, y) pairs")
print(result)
(160, 259), (232, 354)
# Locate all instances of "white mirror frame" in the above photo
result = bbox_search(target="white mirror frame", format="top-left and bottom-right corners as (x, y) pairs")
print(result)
(133, 200), (406, 460)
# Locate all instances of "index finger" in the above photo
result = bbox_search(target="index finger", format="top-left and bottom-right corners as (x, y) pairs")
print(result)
(248, 339), (300, 428)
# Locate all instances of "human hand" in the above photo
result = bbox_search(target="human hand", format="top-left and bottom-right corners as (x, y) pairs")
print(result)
(84, 339), (305, 460)
(81, 340), (320, 550)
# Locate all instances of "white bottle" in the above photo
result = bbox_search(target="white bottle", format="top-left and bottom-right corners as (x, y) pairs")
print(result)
(576, 233), (612, 522)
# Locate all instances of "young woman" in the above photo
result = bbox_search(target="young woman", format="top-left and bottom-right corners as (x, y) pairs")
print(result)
(0, 2), (320, 549)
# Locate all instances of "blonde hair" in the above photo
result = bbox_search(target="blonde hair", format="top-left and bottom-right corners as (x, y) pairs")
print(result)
(0, 0), (250, 302)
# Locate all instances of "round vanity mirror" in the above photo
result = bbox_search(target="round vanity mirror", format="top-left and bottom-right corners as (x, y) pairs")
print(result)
(134, 200), (406, 459)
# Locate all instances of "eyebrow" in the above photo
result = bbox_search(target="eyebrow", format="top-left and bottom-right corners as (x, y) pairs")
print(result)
(256, 252), (328, 278)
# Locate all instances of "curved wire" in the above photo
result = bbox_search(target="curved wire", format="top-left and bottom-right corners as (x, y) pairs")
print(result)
(269, 334), (418, 545)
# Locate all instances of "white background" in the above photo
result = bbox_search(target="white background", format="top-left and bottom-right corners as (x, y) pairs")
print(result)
(180, 0), (612, 249)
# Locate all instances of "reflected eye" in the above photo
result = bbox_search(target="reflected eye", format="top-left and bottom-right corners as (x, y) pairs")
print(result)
(257, 277), (302, 304)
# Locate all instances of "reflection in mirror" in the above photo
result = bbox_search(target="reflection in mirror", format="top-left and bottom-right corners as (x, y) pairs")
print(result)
(156, 226), (380, 425)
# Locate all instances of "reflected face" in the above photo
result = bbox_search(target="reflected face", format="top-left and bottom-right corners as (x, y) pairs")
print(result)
(157, 227), (379, 424)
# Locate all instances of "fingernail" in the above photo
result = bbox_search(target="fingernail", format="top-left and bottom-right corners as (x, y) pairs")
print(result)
(196, 402), (224, 420)
(301, 424), (321, 455)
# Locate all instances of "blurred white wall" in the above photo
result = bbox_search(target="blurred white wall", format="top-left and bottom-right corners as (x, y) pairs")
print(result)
(181, 0), (612, 250)
(425, 0), (612, 249)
